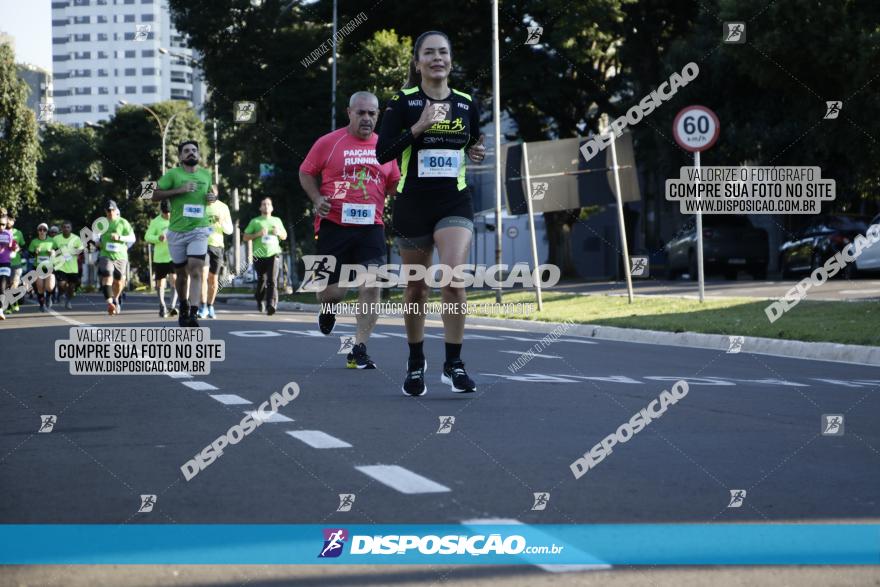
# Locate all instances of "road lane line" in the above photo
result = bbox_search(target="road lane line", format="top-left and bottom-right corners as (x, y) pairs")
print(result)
(209, 394), (252, 405)
(244, 410), (294, 423)
(355, 465), (451, 494)
(166, 372), (193, 379)
(181, 381), (219, 391)
(461, 518), (611, 572)
(286, 430), (352, 448)
(499, 350), (563, 359)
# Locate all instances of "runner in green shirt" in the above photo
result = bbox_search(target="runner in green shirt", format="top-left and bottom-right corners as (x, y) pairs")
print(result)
(144, 199), (179, 317)
(198, 197), (233, 319)
(6, 213), (24, 313)
(95, 200), (136, 316)
(27, 223), (58, 312)
(52, 220), (84, 310)
(152, 139), (216, 327)
(243, 197), (288, 314)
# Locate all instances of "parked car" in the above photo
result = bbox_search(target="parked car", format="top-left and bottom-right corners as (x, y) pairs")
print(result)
(778, 214), (871, 278)
(852, 213), (880, 274)
(665, 215), (769, 280)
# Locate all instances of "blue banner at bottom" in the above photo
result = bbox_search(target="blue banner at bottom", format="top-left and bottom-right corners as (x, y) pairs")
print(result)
(1, 524), (878, 565)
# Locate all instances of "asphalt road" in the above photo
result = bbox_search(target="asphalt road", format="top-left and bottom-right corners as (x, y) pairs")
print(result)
(2, 293), (879, 585)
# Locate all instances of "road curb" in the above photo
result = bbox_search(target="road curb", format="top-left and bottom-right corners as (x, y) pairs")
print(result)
(220, 298), (879, 366)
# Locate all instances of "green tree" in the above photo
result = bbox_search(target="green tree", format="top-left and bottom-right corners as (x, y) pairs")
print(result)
(0, 43), (40, 213)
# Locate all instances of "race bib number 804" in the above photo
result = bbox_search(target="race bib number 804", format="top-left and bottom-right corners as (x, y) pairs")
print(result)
(418, 149), (461, 178)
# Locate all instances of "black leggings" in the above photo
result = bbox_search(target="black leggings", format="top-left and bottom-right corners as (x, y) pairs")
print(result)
(254, 255), (280, 308)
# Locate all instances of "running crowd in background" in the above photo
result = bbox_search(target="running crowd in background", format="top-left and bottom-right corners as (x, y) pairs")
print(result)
(2, 29), (485, 396)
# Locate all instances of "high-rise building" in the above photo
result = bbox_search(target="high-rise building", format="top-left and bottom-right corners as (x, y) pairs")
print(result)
(0, 31), (15, 51)
(51, 0), (205, 126)
(17, 64), (55, 122)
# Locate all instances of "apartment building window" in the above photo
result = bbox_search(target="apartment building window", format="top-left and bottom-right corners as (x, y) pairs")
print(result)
(124, 68), (136, 76)
(51, 2), (70, 8)
(54, 90), (71, 97)
(72, 51), (92, 59)
(98, 87), (109, 95)
(73, 105), (92, 113)
(97, 15), (107, 23)
(56, 107), (71, 114)
(97, 69), (109, 77)
(52, 19), (69, 26)
(142, 67), (156, 75)
(73, 0), (90, 5)
(124, 14), (135, 22)
(125, 86), (137, 93)
(97, 33), (108, 41)
(98, 51), (108, 59)
(142, 85), (157, 94)
(98, 105), (109, 112)
(141, 14), (154, 22)
(141, 49), (154, 57)
(74, 87), (92, 95)
(52, 54), (70, 62)
(124, 50), (136, 58)
(124, 0), (135, 4)
(73, 33), (91, 41)
(141, 0), (153, 3)
(123, 32), (135, 40)
(73, 16), (90, 24)
(52, 36), (69, 44)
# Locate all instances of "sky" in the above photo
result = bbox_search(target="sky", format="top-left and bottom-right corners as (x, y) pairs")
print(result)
(0, 0), (52, 70)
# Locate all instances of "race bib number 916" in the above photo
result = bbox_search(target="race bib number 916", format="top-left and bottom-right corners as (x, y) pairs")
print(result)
(341, 203), (375, 225)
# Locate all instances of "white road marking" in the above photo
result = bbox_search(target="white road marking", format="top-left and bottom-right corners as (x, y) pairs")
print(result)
(229, 330), (283, 337)
(166, 372), (193, 379)
(461, 518), (611, 572)
(209, 394), (252, 405)
(181, 381), (219, 391)
(286, 430), (352, 448)
(499, 350), (563, 359)
(355, 465), (451, 494)
(244, 410), (294, 423)
(556, 338), (597, 345)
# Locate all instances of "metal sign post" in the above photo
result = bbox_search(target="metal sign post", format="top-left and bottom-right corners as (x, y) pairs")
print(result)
(608, 136), (634, 303)
(672, 105), (720, 303)
(521, 142), (543, 311)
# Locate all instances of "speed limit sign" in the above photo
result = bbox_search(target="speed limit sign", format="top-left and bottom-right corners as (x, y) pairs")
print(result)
(672, 106), (720, 152)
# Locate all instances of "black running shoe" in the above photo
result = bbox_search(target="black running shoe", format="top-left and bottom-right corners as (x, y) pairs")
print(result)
(187, 307), (200, 327)
(257, 300), (265, 313)
(318, 307), (336, 335)
(159, 305), (167, 318)
(346, 343), (376, 369)
(402, 359), (427, 396)
(169, 307), (178, 317)
(441, 360), (477, 393)
(178, 305), (190, 327)
(267, 305), (276, 316)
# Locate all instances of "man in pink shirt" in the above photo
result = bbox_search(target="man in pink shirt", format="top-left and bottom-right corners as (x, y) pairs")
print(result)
(299, 91), (401, 370)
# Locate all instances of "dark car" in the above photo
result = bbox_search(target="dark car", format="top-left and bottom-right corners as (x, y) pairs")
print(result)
(665, 215), (769, 280)
(778, 214), (871, 278)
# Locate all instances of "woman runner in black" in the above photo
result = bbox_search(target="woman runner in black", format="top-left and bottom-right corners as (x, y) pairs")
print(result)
(376, 31), (486, 396)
